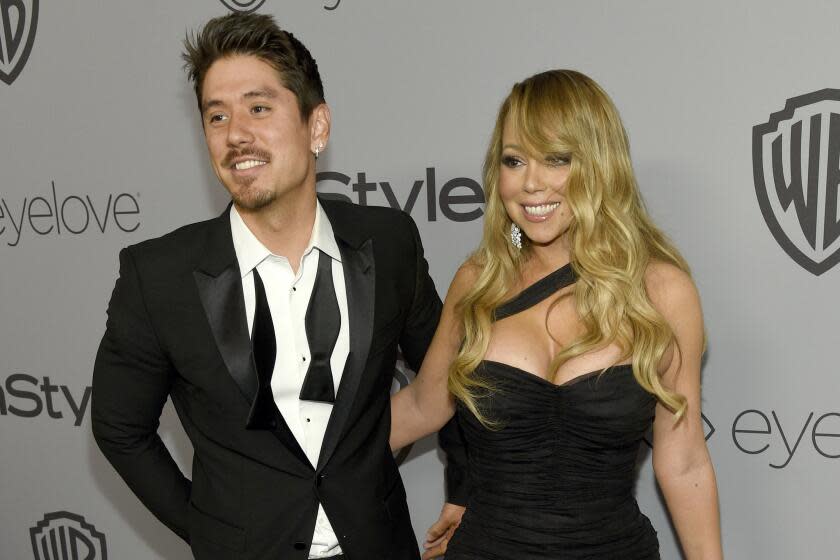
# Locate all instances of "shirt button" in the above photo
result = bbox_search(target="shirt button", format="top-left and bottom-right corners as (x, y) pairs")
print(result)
(306, 418), (311, 423)
(302, 356), (307, 362)
(292, 286), (296, 292)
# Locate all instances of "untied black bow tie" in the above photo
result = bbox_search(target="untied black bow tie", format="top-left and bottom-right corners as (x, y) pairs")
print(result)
(299, 250), (340, 403)
(247, 250), (340, 429)
(247, 266), (278, 429)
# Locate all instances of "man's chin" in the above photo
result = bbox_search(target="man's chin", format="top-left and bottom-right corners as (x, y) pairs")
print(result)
(230, 188), (276, 211)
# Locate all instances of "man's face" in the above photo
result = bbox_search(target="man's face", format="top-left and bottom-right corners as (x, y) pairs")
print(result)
(201, 55), (322, 210)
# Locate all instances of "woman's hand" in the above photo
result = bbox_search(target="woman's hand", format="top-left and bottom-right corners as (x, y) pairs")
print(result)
(422, 503), (466, 559)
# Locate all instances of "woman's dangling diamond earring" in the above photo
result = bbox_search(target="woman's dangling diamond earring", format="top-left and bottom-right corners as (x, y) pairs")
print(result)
(510, 222), (522, 250)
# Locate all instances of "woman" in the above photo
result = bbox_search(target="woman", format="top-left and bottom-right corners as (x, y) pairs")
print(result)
(391, 70), (722, 559)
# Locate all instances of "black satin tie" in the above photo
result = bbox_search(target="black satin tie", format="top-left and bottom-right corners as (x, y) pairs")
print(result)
(299, 250), (340, 403)
(247, 267), (278, 429)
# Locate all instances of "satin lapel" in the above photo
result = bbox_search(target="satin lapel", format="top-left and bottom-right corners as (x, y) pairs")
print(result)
(194, 266), (257, 403)
(317, 238), (375, 471)
(193, 211), (310, 467)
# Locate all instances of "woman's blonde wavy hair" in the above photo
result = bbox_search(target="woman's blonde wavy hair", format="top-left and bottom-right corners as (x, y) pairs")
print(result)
(450, 69), (690, 426)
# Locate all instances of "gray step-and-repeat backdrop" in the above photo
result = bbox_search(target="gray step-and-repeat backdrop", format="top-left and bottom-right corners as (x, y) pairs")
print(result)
(2, 1), (838, 558)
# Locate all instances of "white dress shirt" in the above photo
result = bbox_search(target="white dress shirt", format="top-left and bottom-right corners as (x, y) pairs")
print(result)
(230, 202), (348, 559)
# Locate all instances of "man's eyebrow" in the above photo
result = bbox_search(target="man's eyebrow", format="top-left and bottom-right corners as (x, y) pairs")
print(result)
(243, 88), (279, 99)
(202, 99), (223, 113)
(201, 88), (280, 114)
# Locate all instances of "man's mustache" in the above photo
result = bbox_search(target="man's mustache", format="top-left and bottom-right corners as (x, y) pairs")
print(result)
(221, 148), (272, 169)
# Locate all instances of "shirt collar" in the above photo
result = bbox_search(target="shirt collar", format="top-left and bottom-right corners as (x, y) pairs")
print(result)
(312, 200), (343, 264)
(229, 201), (342, 279)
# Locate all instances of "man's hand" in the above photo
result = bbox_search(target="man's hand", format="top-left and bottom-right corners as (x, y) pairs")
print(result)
(422, 502), (466, 559)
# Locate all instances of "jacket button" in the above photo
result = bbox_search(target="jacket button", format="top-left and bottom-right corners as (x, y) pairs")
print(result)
(316, 474), (325, 487)
(293, 541), (307, 550)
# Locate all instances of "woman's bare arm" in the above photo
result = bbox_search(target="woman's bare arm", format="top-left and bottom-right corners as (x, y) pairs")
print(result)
(648, 262), (723, 560)
(390, 263), (478, 450)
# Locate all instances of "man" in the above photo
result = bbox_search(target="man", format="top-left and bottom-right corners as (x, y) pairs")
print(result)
(92, 13), (465, 560)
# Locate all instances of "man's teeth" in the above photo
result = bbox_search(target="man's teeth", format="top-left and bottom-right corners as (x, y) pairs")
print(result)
(234, 160), (267, 170)
(524, 203), (559, 216)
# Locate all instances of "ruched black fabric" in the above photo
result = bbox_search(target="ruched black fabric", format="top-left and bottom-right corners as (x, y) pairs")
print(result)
(446, 263), (660, 559)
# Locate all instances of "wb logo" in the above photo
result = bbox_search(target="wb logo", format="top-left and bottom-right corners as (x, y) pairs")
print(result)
(0, 0), (38, 85)
(219, 0), (267, 13)
(753, 90), (840, 275)
(30, 512), (108, 560)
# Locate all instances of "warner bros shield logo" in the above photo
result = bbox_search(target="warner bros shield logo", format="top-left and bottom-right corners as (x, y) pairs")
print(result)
(30, 511), (108, 560)
(218, 0), (267, 14)
(753, 89), (840, 275)
(0, 0), (39, 85)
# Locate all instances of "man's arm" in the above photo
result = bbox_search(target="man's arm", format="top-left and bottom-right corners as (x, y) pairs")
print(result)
(396, 213), (469, 560)
(397, 212), (444, 369)
(91, 248), (191, 542)
(397, 213), (470, 496)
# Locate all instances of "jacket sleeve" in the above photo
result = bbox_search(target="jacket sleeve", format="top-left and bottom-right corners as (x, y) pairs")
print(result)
(438, 418), (471, 506)
(91, 247), (191, 542)
(398, 213), (471, 505)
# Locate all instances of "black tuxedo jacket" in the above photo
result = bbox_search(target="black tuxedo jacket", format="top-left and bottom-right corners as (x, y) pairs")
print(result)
(92, 198), (465, 560)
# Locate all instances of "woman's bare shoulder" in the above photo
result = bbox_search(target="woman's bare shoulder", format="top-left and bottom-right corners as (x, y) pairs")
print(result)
(644, 259), (701, 323)
(446, 258), (482, 303)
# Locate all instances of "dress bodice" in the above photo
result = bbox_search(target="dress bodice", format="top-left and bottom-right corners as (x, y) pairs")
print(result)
(446, 263), (660, 560)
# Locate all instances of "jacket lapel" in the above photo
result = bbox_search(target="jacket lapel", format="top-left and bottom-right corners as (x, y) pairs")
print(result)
(193, 208), (310, 467)
(317, 200), (376, 471)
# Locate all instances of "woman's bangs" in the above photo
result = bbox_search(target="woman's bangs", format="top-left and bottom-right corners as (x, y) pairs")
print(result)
(510, 83), (574, 159)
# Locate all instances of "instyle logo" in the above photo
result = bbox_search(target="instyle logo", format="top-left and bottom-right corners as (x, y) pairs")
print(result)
(30, 511), (108, 560)
(317, 168), (485, 223)
(0, 0), (38, 85)
(753, 89), (840, 275)
(0, 373), (91, 427)
(0, 181), (141, 247)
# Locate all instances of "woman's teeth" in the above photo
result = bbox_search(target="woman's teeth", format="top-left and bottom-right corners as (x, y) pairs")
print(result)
(524, 203), (559, 216)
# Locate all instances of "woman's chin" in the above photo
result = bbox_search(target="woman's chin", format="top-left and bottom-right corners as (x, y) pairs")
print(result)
(523, 229), (570, 250)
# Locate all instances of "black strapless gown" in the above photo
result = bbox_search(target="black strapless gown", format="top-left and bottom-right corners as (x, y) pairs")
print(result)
(446, 264), (660, 559)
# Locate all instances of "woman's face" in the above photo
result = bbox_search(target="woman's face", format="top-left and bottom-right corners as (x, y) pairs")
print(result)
(498, 117), (574, 250)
